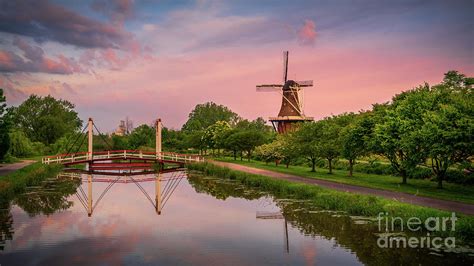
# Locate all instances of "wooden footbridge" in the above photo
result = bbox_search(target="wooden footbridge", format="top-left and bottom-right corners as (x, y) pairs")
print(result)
(42, 118), (203, 170)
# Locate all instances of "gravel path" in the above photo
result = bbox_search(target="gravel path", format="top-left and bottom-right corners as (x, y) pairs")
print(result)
(212, 161), (474, 215)
(0, 160), (36, 176)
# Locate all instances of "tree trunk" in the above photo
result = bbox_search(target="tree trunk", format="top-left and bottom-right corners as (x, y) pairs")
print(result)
(233, 150), (237, 160)
(348, 159), (353, 177)
(247, 150), (251, 161)
(311, 158), (316, 172)
(328, 158), (333, 174)
(437, 175), (443, 189)
(286, 162), (289, 168)
(401, 169), (407, 184)
(240, 151), (243, 161)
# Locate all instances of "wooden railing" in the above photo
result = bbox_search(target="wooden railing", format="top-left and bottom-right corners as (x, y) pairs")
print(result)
(42, 150), (204, 165)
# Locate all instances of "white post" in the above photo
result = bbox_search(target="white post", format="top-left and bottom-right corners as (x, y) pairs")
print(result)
(156, 118), (162, 160)
(88, 174), (93, 217)
(86, 118), (93, 171)
(155, 173), (162, 215)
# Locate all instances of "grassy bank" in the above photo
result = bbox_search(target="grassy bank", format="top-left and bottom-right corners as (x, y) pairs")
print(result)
(0, 162), (63, 205)
(216, 157), (474, 204)
(188, 162), (474, 241)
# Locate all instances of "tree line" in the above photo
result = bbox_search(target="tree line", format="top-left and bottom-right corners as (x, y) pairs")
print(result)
(0, 71), (471, 188)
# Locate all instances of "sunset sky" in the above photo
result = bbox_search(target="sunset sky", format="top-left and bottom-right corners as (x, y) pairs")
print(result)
(1, 0), (472, 131)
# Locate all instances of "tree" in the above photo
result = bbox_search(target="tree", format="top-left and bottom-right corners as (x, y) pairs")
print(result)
(255, 141), (284, 165)
(128, 124), (155, 149)
(233, 129), (267, 161)
(12, 95), (82, 145)
(0, 89), (10, 161)
(8, 129), (33, 157)
(374, 84), (441, 184)
(202, 121), (231, 154)
(222, 129), (243, 160)
(182, 102), (239, 131)
(341, 113), (373, 177)
(417, 72), (473, 188)
(318, 116), (351, 174)
(294, 122), (321, 172)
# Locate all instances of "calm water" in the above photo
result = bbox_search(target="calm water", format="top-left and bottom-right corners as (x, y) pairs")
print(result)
(0, 169), (473, 265)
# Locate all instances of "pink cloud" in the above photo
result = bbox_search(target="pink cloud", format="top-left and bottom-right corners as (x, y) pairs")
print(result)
(297, 19), (317, 45)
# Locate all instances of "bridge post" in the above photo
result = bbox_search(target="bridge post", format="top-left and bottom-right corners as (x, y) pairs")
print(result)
(88, 174), (93, 217)
(155, 173), (162, 215)
(87, 118), (93, 170)
(156, 118), (162, 160)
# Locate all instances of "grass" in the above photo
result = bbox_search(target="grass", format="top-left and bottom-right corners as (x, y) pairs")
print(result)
(0, 162), (63, 206)
(188, 162), (474, 241)
(216, 157), (474, 205)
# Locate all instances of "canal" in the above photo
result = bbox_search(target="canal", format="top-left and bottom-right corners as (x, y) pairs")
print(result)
(0, 169), (473, 265)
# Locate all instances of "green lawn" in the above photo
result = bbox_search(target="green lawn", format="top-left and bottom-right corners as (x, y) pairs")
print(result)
(216, 157), (474, 205)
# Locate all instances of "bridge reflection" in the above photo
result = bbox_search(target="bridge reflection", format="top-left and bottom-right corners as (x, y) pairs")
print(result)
(57, 168), (187, 217)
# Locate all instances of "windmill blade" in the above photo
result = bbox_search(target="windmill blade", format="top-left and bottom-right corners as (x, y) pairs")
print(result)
(256, 85), (283, 92)
(283, 51), (288, 83)
(296, 80), (313, 87)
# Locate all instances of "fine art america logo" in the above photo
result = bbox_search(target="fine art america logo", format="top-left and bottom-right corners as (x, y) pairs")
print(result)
(376, 212), (457, 249)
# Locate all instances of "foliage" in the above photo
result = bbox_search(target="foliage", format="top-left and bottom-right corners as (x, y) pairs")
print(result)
(182, 102), (239, 131)
(293, 122), (322, 172)
(8, 129), (34, 157)
(0, 89), (11, 161)
(201, 120), (231, 151)
(12, 94), (82, 145)
(128, 124), (155, 149)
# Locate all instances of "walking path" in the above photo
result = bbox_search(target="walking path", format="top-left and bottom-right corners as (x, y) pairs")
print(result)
(0, 160), (35, 176)
(212, 161), (474, 215)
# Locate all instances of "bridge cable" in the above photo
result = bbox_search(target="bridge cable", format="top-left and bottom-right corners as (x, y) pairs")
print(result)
(64, 125), (88, 157)
(161, 174), (178, 201)
(129, 176), (156, 209)
(92, 176), (121, 211)
(93, 123), (113, 150)
(72, 133), (88, 155)
(161, 172), (184, 205)
(161, 173), (185, 209)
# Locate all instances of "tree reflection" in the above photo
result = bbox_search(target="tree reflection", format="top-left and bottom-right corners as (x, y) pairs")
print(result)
(14, 178), (81, 217)
(187, 174), (263, 200)
(0, 205), (13, 251)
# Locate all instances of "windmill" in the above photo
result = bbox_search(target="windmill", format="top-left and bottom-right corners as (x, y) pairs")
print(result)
(256, 51), (314, 133)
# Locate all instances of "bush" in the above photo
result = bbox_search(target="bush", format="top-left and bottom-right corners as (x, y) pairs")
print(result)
(445, 169), (474, 185)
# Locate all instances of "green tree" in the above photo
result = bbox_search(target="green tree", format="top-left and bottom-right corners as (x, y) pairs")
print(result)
(182, 102), (239, 131)
(8, 129), (33, 157)
(0, 89), (10, 161)
(294, 122), (321, 172)
(12, 95), (82, 145)
(128, 124), (155, 149)
(341, 113), (373, 177)
(233, 129), (267, 161)
(202, 121), (231, 154)
(417, 72), (473, 188)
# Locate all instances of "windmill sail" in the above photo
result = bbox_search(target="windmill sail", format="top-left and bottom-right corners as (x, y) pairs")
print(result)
(283, 51), (288, 83)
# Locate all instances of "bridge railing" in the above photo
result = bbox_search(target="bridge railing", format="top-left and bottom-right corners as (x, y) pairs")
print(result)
(42, 150), (204, 165)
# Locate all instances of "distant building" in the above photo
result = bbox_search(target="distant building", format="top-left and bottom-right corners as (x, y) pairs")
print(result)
(114, 120), (126, 136)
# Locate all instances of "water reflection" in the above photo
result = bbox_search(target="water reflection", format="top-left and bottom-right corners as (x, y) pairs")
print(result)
(0, 169), (472, 265)
(57, 169), (186, 217)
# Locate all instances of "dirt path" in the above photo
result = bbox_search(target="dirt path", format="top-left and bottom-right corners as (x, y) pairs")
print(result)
(0, 160), (36, 176)
(212, 161), (474, 215)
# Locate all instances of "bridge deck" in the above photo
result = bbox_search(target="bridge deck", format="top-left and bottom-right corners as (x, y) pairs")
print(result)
(42, 150), (203, 166)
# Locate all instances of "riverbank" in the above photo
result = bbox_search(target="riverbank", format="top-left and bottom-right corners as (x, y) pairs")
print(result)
(215, 157), (474, 205)
(0, 162), (63, 205)
(0, 160), (36, 176)
(188, 162), (474, 241)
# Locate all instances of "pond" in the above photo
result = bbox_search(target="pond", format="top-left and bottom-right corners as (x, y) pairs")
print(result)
(0, 169), (473, 265)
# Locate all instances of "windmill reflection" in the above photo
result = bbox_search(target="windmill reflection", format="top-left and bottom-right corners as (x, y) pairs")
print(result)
(57, 168), (186, 217)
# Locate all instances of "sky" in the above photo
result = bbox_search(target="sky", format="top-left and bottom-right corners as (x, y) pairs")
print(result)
(0, 0), (473, 131)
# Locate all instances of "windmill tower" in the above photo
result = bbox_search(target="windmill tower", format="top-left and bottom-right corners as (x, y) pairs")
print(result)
(256, 51), (314, 133)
